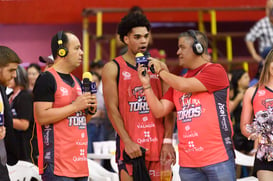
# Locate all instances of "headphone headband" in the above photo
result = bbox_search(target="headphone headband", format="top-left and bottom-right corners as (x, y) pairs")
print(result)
(188, 30), (198, 41)
(57, 31), (68, 57)
(187, 29), (204, 55)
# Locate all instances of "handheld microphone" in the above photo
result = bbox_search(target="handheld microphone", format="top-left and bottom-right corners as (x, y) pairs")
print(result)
(82, 72), (97, 115)
(144, 51), (155, 74)
(82, 72), (97, 94)
(135, 52), (155, 76)
(0, 114), (3, 126)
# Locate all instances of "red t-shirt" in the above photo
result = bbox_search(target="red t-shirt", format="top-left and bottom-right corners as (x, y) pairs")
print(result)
(163, 63), (233, 167)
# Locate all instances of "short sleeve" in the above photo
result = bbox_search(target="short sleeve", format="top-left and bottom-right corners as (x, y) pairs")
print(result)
(33, 71), (56, 102)
(195, 63), (229, 93)
(162, 87), (174, 102)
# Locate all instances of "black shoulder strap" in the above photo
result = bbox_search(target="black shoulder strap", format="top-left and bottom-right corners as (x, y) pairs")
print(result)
(251, 86), (259, 106)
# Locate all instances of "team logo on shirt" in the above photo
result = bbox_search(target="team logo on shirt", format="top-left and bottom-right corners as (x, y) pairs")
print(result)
(177, 93), (201, 122)
(129, 86), (150, 114)
(60, 87), (69, 96)
(122, 71), (131, 80)
(262, 98), (273, 109)
(68, 111), (86, 129)
(257, 90), (266, 97)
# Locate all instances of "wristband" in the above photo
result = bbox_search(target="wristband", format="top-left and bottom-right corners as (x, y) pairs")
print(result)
(157, 68), (165, 76)
(86, 107), (97, 115)
(163, 138), (172, 144)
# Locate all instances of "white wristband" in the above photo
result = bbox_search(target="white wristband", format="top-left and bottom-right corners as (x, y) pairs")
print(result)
(163, 138), (172, 144)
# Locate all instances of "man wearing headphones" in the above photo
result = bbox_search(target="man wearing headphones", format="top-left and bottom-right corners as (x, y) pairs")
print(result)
(138, 30), (236, 181)
(33, 31), (97, 181)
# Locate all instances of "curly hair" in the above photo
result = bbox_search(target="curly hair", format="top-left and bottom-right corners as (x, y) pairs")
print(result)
(117, 13), (151, 44)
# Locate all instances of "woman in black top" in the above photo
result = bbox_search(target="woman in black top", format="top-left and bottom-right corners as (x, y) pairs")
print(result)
(8, 65), (38, 164)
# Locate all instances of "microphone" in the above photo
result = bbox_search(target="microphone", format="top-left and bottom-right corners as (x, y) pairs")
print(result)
(135, 52), (155, 76)
(82, 72), (97, 94)
(0, 114), (3, 126)
(144, 51), (155, 74)
(82, 72), (97, 114)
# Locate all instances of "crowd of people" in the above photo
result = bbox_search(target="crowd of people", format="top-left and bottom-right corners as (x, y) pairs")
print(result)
(1, 1), (273, 181)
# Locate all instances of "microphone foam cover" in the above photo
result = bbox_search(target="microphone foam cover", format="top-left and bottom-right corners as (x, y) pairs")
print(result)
(82, 72), (92, 81)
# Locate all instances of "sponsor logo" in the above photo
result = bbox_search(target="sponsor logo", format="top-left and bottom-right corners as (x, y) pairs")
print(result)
(77, 87), (82, 95)
(45, 152), (51, 160)
(122, 71), (131, 80)
(224, 137), (232, 145)
(137, 122), (155, 129)
(73, 156), (87, 162)
(76, 141), (88, 146)
(149, 170), (160, 177)
(73, 149), (87, 162)
(257, 90), (266, 96)
(137, 131), (158, 144)
(60, 87), (69, 96)
(217, 103), (228, 131)
(43, 126), (52, 146)
(136, 116), (156, 129)
(137, 137), (158, 144)
(184, 140), (204, 153)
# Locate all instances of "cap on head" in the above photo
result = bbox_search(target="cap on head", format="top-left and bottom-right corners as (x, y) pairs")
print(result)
(39, 55), (54, 65)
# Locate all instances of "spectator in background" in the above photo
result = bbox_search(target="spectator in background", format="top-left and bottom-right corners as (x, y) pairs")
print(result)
(87, 71), (106, 153)
(90, 60), (104, 93)
(39, 55), (54, 71)
(229, 69), (253, 178)
(90, 60), (104, 75)
(246, 0), (273, 86)
(245, 0), (273, 63)
(90, 60), (116, 171)
(249, 47), (271, 87)
(0, 46), (20, 181)
(27, 63), (41, 91)
(8, 65), (38, 165)
(149, 48), (167, 62)
(90, 60), (116, 141)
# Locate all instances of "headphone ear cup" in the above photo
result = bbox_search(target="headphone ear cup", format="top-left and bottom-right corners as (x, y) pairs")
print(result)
(58, 47), (68, 57)
(192, 41), (204, 55)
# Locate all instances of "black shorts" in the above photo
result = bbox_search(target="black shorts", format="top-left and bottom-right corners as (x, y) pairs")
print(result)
(253, 156), (273, 176)
(0, 164), (10, 181)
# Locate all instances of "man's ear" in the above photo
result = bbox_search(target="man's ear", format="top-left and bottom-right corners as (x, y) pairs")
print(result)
(124, 35), (129, 45)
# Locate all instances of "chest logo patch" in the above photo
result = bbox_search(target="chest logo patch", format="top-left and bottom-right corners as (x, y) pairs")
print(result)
(122, 71), (131, 80)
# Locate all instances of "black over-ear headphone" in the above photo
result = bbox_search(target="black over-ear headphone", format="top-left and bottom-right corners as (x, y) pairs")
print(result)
(187, 30), (204, 55)
(57, 31), (68, 57)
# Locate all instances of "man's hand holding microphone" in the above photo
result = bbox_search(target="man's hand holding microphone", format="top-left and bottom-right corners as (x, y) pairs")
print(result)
(82, 72), (97, 115)
(73, 72), (97, 115)
(136, 52), (169, 85)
